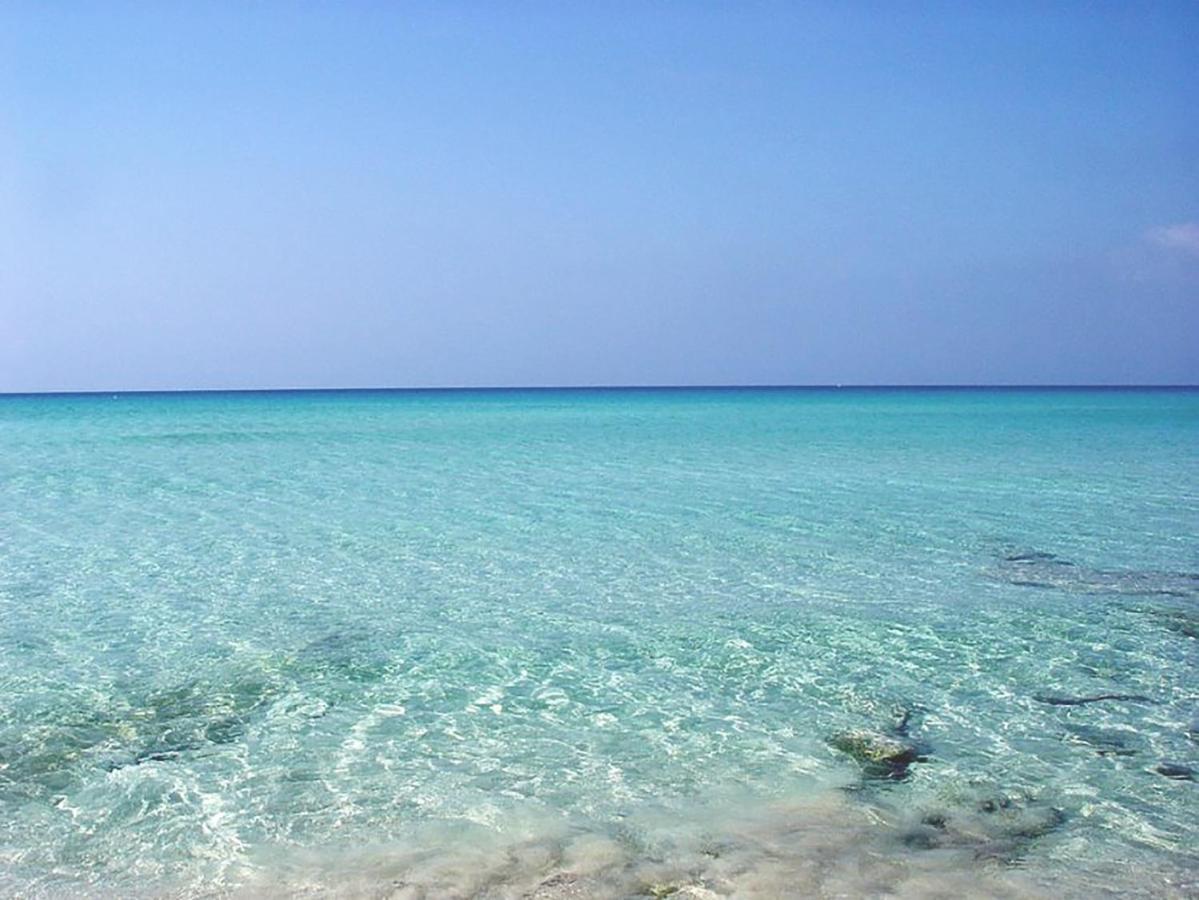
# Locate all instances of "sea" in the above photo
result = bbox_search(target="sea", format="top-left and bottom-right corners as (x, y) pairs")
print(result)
(0, 387), (1195, 898)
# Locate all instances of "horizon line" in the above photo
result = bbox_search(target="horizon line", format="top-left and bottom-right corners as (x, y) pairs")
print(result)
(2, 383), (1198, 399)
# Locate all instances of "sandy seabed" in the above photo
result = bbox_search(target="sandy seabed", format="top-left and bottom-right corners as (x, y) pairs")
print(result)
(224, 790), (1196, 900)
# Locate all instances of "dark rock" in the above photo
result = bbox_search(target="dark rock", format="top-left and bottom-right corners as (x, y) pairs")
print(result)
(972, 794), (1066, 840)
(892, 705), (919, 737)
(203, 716), (245, 745)
(1033, 693), (1153, 707)
(1003, 551), (1062, 563)
(973, 839), (1021, 861)
(989, 552), (1197, 597)
(1062, 723), (1140, 757)
(977, 796), (1013, 814)
(901, 824), (943, 850)
(135, 749), (187, 764)
(1149, 609), (1199, 640)
(1155, 762), (1196, 781)
(904, 792), (1066, 863)
(828, 729), (925, 779)
(1004, 806), (1067, 839)
(529, 873), (595, 899)
(297, 629), (389, 683)
(920, 812), (948, 829)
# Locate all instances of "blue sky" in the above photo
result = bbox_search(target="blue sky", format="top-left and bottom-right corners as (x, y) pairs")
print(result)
(2, 2), (1196, 390)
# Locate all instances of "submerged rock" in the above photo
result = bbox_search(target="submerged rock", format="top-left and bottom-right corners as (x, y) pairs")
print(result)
(900, 792), (1066, 863)
(1002, 551), (1061, 563)
(985, 801), (1067, 840)
(1061, 723), (1140, 757)
(891, 705), (918, 737)
(642, 882), (718, 899)
(1033, 693), (1153, 707)
(296, 629), (390, 683)
(1149, 608), (1199, 640)
(988, 551), (1199, 597)
(828, 729), (924, 779)
(528, 872), (596, 899)
(1154, 762), (1196, 781)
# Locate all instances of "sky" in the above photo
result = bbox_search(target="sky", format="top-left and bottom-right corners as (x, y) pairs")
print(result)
(2, 2), (1197, 391)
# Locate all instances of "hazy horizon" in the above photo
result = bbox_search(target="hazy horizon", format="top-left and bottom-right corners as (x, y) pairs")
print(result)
(3, 3), (1197, 392)
(5, 383), (1199, 398)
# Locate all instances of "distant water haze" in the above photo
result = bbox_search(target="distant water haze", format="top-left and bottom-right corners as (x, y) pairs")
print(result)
(2, 3), (1197, 389)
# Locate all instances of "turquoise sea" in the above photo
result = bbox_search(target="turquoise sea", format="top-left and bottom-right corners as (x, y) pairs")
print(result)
(0, 388), (1196, 898)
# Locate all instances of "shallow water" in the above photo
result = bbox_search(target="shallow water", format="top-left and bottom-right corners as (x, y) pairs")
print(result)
(0, 388), (1196, 897)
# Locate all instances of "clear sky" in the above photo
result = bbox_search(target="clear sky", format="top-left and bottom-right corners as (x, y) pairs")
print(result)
(2, 2), (1196, 391)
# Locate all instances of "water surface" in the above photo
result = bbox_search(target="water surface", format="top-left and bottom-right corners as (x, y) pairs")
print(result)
(1, 388), (1196, 897)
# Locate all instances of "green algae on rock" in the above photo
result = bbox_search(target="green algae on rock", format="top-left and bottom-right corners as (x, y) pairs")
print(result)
(828, 729), (924, 779)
